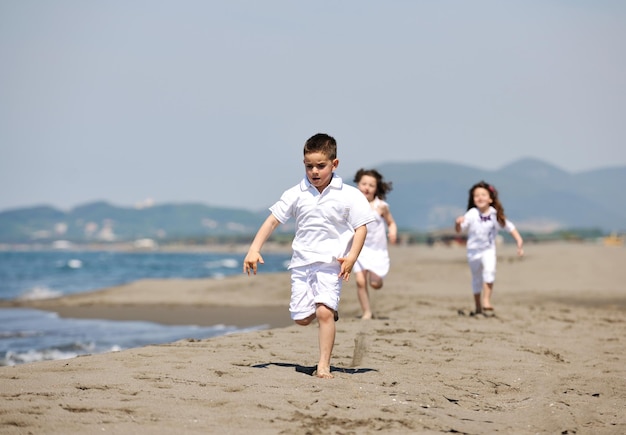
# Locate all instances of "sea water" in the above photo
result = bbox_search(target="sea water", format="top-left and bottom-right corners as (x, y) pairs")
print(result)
(0, 250), (291, 366)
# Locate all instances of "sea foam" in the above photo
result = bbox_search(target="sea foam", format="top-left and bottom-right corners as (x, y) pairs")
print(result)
(17, 286), (63, 301)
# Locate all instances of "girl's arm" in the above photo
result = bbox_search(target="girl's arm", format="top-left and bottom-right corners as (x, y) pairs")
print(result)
(510, 228), (524, 256)
(455, 216), (465, 233)
(243, 214), (281, 275)
(382, 205), (398, 244)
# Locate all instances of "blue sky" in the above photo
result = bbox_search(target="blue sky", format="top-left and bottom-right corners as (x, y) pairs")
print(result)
(1, 1), (625, 212)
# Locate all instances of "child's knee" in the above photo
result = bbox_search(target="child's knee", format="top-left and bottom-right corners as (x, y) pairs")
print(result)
(315, 303), (336, 323)
(295, 313), (315, 326)
(370, 279), (383, 290)
(369, 272), (383, 289)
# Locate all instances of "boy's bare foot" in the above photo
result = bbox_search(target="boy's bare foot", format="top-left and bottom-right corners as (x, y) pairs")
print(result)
(315, 369), (333, 379)
(361, 311), (373, 320)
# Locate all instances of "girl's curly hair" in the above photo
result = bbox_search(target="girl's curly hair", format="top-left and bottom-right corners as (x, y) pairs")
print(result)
(353, 168), (393, 200)
(467, 180), (507, 227)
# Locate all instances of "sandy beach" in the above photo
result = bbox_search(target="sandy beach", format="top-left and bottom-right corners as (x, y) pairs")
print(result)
(1, 242), (624, 434)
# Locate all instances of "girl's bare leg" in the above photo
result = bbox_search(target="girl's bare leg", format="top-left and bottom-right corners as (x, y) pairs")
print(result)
(315, 304), (336, 378)
(369, 272), (383, 290)
(473, 293), (482, 314)
(356, 271), (372, 319)
(482, 282), (494, 310)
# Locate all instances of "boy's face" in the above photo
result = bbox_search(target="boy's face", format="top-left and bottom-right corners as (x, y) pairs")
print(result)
(303, 151), (338, 193)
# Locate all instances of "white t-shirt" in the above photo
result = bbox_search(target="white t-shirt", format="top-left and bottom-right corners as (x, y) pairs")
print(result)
(270, 174), (375, 269)
(460, 206), (516, 252)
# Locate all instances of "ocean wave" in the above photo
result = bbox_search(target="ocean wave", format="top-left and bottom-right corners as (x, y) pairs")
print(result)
(55, 258), (83, 270)
(1, 348), (78, 366)
(0, 343), (122, 367)
(67, 259), (83, 269)
(204, 258), (239, 269)
(17, 286), (63, 301)
(0, 330), (43, 339)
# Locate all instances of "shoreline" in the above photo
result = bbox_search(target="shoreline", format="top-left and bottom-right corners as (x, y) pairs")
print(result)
(0, 270), (296, 329)
(0, 304), (294, 330)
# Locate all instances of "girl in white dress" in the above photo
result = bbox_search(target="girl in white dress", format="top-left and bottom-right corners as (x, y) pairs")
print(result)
(353, 169), (398, 319)
(455, 181), (524, 316)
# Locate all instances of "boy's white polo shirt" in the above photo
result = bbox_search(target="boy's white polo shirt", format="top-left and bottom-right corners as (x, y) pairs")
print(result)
(270, 174), (375, 269)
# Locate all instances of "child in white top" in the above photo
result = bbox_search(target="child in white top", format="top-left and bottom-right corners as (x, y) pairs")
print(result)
(455, 181), (524, 315)
(243, 133), (374, 379)
(352, 169), (397, 319)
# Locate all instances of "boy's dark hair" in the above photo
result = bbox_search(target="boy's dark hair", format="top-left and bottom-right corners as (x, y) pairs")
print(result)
(353, 168), (393, 200)
(466, 180), (506, 227)
(304, 133), (337, 160)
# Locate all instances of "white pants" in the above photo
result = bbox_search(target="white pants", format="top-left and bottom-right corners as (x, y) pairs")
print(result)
(289, 262), (342, 320)
(467, 248), (496, 294)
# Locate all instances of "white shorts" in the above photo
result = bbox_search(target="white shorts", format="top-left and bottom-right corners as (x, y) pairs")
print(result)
(289, 262), (342, 320)
(352, 247), (390, 277)
(467, 248), (497, 294)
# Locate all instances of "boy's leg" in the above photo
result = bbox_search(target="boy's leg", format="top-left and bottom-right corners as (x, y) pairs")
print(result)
(315, 303), (335, 378)
(289, 266), (317, 323)
(303, 262), (341, 378)
(295, 313), (315, 326)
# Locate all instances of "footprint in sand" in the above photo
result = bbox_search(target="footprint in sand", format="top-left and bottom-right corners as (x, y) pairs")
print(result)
(351, 332), (367, 367)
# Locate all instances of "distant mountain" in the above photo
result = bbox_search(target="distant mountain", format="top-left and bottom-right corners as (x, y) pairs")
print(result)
(376, 157), (626, 232)
(0, 158), (624, 244)
(0, 201), (272, 244)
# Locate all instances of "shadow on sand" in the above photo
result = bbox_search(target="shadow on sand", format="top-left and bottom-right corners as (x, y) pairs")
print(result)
(252, 362), (378, 376)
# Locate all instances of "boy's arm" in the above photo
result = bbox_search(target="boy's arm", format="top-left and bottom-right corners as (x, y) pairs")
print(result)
(243, 214), (281, 275)
(337, 224), (367, 281)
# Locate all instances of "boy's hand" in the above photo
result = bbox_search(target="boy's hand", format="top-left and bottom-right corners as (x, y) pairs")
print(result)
(337, 257), (355, 281)
(243, 252), (264, 275)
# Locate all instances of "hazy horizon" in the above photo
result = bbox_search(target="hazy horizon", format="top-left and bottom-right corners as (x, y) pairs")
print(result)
(2, 156), (623, 214)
